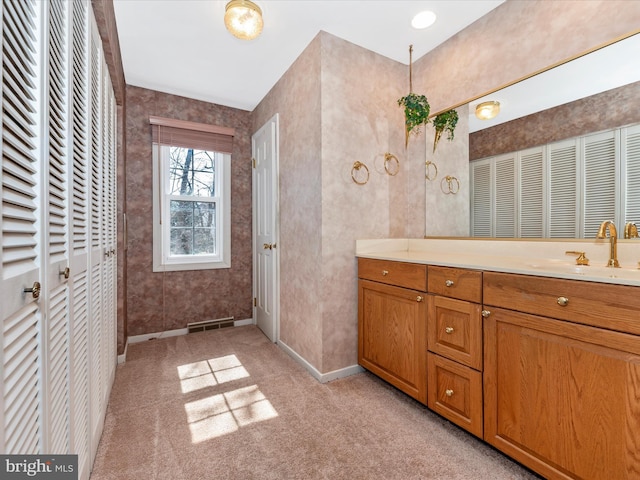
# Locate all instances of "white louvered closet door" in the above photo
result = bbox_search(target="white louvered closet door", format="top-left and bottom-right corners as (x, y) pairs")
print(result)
(494, 153), (516, 237)
(46, 0), (72, 456)
(88, 16), (105, 464)
(519, 147), (544, 237)
(623, 124), (640, 225)
(470, 160), (491, 237)
(582, 130), (618, 238)
(548, 139), (578, 237)
(69, 1), (91, 478)
(1, 0), (44, 454)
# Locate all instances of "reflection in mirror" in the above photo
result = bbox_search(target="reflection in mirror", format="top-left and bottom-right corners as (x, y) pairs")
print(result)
(465, 33), (640, 239)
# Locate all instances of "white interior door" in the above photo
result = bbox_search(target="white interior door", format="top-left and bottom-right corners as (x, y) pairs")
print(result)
(252, 114), (279, 342)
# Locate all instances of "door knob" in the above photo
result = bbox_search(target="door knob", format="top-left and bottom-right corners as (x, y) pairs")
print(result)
(24, 281), (41, 299)
(263, 243), (272, 250)
(59, 267), (70, 279)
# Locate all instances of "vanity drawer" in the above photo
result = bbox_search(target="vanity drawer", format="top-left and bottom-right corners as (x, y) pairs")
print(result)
(358, 258), (427, 291)
(428, 266), (482, 303)
(428, 295), (482, 370)
(427, 352), (483, 438)
(483, 271), (640, 335)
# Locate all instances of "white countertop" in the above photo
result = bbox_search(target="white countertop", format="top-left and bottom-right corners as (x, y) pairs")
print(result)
(356, 238), (640, 287)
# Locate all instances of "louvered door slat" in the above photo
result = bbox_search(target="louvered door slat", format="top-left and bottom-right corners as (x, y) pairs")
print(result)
(3, 304), (40, 454)
(48, 285), (69, 453)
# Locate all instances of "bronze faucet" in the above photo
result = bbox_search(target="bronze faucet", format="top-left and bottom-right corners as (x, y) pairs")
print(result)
(596, 220), (619, 267)
(624, 222), (639, 239)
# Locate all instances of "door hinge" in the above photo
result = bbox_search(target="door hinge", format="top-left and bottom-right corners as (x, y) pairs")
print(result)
(253, 297), (257, 307)
(252, 158), (256, 168)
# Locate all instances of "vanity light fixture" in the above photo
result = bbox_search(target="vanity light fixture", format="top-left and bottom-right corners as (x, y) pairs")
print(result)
(411, 10), (437, 29)
(475, 101), (500, 120)
(224, 0), (263, 40)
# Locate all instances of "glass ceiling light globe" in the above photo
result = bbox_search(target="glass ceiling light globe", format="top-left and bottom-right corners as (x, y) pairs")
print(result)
(475, 101), (501, 120)
(411, 11), (437, 29)
(224, 0), (263, 40)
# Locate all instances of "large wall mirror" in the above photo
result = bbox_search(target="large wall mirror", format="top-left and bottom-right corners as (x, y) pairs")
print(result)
(450, 33), (640, 239)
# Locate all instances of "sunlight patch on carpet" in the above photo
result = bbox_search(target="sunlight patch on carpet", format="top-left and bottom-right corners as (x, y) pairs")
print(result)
(184, 385), (278, 443)
(177, 354), (250, 393)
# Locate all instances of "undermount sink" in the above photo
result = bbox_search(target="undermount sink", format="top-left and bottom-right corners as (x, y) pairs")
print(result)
(526, 262), (640, 279)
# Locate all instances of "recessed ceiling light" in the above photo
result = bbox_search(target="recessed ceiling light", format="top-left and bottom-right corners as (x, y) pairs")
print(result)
(412, 10), (437, 29)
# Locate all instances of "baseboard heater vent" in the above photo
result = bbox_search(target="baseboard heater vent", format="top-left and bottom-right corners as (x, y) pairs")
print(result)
(188, 317), (235, 333)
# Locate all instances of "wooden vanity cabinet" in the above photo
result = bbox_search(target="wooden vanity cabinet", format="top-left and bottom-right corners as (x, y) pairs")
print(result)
(427, 266), (484, 437)
(358, 258), (427, 404)
(483, 272), (640, 479)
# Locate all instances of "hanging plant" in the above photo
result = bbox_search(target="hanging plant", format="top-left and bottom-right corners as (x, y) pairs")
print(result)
(398, 93), (430, 147)
(397, 45), (430, 147)
(432, 109), (459, 153)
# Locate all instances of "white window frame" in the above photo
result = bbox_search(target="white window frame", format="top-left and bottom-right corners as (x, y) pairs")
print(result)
(152, 144), (231, 271)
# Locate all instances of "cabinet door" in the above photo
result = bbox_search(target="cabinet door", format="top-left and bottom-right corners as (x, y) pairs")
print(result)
(484, 307), (640, 480)
(358, 279), (427, 404)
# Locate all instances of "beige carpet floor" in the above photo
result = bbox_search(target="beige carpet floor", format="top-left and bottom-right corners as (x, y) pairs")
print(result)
(90, 325), (541, 480)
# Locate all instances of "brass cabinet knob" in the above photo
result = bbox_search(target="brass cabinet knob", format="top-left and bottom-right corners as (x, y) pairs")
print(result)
(382, 270), (389, 276)
(416, 295), (423, 302)
(59, 267), (70, 279)
(445, 326), (454, 334)
(445, 279), (454, 287)
(481, 310), (491, 317)
(24, 281), (41, 299)
(557, 296), (569, 307)
(445, 389), (454, 397)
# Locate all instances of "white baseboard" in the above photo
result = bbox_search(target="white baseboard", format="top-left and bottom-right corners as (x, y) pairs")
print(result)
(277, 339), (364, 384)
(119, 319), (255, 363)
(117, 342), (128, 365)
(128, 327), (189, 344)
(234, 318), (254, 327)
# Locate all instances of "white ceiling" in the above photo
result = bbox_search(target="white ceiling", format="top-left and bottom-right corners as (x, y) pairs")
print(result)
(112, 0), (505, 111)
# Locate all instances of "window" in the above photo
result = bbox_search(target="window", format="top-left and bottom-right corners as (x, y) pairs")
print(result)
(151, 117), (234, 271)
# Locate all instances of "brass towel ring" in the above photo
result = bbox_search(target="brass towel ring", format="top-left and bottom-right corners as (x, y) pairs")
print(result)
(351, 161), (370, 185)
(383, 152), (400, 176)
(425, 161), (438, 181)
(440, 175), (460, 194)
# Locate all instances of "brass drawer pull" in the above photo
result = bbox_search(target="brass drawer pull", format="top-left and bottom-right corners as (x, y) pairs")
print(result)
(445, 326), (454, 334)
(445, 389), (454, 397)
(382, 270), (389, 276)
(481, 310), (491, 317)
(416, 295), (423, 302)
(557, 296), (569, 306)
(445, 279), (454, 287)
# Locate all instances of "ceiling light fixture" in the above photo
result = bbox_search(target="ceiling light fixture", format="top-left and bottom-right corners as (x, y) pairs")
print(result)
(224, 0), (263, 40)
(475, 101), (500, 120)
(411, 11), (437, 29)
